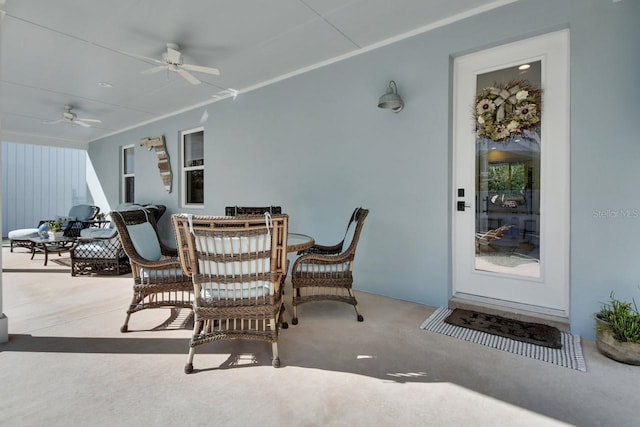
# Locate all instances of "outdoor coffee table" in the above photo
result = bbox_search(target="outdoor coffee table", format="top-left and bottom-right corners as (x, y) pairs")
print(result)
(29, 236), (75, 266)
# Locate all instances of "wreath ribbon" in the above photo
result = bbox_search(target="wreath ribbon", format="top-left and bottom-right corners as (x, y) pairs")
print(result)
(491, 86), (520, 123)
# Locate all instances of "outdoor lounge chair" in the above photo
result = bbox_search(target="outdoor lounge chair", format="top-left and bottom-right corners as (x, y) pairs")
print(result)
(172, 213), (289, 372)
(8, 204), (100, 251)
(291, 207), (369, 324)
(111, 207), (193, 332)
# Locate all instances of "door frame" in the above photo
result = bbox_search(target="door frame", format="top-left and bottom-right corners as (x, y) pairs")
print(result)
(451, 29), (571, 317)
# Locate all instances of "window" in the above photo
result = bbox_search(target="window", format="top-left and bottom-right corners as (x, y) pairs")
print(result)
(122, 145), (135, 203)
(181, 127), (204, 207)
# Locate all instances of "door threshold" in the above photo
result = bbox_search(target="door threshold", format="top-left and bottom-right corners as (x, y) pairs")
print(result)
(448, 296), (570, 332)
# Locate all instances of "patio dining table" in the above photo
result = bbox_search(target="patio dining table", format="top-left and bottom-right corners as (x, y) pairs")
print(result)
(287, 233), (314, 253)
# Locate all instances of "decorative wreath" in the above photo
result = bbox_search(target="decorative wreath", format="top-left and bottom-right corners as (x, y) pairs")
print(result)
(474, 80), (542, 142)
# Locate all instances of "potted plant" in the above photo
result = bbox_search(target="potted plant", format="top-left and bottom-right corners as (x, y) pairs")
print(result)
(47, 220), (64, 240)
(595, 291), (640, 365)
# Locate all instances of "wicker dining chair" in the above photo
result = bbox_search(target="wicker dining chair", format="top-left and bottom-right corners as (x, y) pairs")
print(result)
(111, 208), (193, 333)
(172, 213), (289, 372)
(291, 207), (369, 324)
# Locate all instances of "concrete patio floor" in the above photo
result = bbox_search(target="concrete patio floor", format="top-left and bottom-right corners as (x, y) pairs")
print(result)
(0, 245), (638, 426)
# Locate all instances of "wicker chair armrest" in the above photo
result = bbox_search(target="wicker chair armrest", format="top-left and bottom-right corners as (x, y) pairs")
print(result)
(298, 242), (343, 255)
(292, 251), (352, 271)
(128, 254), (182, 270)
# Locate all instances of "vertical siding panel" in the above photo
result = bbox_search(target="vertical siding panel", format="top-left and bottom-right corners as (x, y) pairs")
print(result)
(24, 144), (34, 226)
(6, 143), (17, 231)
(32, 146), (42, 226)
(2, 143), (91, 236)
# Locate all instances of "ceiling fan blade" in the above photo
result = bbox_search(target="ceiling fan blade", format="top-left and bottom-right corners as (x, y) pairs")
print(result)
(74, 120), (91, 128)
(181, 63), (221, 76)
(76, 118), (102, 123)
(141, 65), (167, 75)
(42, 119), (64, 125)
(118, 50), (165, 65)
(177, 68), (201, 85)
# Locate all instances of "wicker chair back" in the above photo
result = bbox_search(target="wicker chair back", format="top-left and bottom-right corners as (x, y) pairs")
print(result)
(172, 213), (289, 372)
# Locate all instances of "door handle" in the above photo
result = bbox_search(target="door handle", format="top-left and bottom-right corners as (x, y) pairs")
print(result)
(457, 201), (471, 212)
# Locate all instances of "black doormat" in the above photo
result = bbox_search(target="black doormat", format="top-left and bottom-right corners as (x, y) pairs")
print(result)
(444, 308), (562, 349)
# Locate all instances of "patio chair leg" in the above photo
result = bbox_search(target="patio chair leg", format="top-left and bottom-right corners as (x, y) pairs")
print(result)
(185, 347), (195, 374)
(120, 313), (132, 333)
(292, 305), (298, 325)
(279, 303), (288, 329)
(354, 305), (364, 322)
(350, 289), (364, 322)
(271, 342), (280, 368)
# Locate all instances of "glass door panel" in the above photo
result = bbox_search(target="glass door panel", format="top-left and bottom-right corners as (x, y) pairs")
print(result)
(475, 62), (541, 278)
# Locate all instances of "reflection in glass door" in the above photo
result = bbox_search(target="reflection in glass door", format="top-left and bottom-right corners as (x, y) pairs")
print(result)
(475, 62), (541, 278)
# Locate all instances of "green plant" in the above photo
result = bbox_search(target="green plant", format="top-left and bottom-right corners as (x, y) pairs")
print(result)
(48, 220), (62, 233)
(597, 291), (640, 343)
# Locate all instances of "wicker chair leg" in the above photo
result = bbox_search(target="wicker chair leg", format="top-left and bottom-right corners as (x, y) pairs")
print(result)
(291, 305), (299, 325)
(185, 345), (196, 374)
(271, 341), (280, 368)
(350, 289), (364, 322)
(279, 303), (288, 329)
(120, 313), (132, 333)
(354, 305), (364, 322)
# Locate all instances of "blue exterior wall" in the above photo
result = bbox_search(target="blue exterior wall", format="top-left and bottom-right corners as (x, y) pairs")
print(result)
(88, 0), (640, 339)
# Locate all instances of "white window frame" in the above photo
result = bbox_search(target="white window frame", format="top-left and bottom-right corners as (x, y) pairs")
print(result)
(181, 126), (205, 208)
(121, 144), (135, 204)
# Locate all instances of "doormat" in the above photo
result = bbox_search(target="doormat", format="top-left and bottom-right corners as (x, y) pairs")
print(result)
(421, 308), (586, 372)
(444, 308), (562, 349)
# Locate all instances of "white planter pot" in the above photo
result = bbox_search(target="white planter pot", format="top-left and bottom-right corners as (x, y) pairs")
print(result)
(48, 231), (64, 240)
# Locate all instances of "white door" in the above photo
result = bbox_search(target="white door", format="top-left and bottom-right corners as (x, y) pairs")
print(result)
(452, 30), (570, 317)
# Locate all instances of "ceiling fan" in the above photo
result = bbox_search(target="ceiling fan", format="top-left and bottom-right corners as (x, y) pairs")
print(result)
(43, 106), (102, 128)
(125, 43), (220, 85)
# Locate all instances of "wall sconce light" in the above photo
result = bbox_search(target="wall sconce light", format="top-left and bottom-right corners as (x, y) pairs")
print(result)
(377, 80), (404, 113)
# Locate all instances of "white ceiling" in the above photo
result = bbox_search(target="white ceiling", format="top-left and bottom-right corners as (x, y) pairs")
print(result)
(0, 0), (514, 146)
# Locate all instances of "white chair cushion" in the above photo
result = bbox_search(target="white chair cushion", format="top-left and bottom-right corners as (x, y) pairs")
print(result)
(80, 227), (117, 238)
(200, 282), (270, 300)
(195, 235), (271, 275)
(140, 267), (184, 279)
(8, 228), (39, 239)
(74, 242), (120, 258)
(297, 261), (349, 273)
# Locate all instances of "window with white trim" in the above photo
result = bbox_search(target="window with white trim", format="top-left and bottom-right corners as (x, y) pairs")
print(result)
(181, 127), (204, 207)
(122, 145), (135, 203)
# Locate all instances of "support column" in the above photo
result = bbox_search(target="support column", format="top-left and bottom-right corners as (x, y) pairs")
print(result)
(0, 0), (9, 343)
